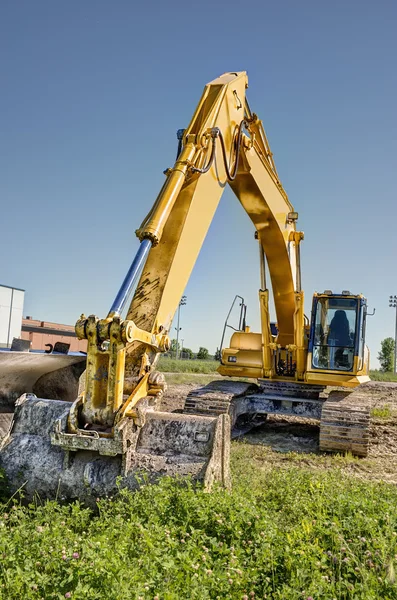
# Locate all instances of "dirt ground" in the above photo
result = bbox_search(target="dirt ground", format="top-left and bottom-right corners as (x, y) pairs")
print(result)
(160, 380), (397, 485)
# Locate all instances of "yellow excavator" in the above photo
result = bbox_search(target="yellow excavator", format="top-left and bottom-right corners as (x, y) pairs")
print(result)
(0, 72), (371, 501)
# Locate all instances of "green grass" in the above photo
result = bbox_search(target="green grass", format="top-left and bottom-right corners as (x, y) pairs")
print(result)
(371, 406), (393, 419)
(1, 450), (397, 599)
(159, 362), (397, 383)
(164, 373), (223, 385)
(0, 363), (396, 598)
(158, 357), (219, 374)
(369, 370), (397, 382)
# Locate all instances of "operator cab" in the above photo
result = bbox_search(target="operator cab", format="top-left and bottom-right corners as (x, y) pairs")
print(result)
(308, 291), (367, 374)
(218, 291), (369, 386)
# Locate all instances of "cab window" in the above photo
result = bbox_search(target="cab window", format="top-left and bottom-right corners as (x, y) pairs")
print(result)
(312, 297), (357, 371)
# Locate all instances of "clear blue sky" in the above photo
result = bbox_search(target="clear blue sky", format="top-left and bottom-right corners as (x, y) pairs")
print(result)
(1, 0), (396, 366)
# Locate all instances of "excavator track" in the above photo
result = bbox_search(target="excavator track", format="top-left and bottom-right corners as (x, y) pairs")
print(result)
(184, 380), (370, 457)
(183, 380), (324, 438)
(183, 380), (265, 436)
(184, 380), (256, 416)
(319, 389), (370, 457)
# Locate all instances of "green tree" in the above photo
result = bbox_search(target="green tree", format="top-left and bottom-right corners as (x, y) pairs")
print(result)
(170, 339), (180, 354)
(197, 347), (209, 360)
(378, 337), (395, 372)
(181, 347), (193, 359)
(214, 348), (222, 361)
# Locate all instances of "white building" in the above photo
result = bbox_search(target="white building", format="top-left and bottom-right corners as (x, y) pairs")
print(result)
(0, 285), (25, 348)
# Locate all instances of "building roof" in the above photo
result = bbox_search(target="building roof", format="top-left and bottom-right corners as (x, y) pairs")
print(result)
(0, 283), (25, 292)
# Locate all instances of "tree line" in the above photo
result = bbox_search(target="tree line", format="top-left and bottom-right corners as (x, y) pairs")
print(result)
(169, 339), (211, 360)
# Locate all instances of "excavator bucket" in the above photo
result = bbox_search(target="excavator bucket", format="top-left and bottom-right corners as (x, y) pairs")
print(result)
(0, 396), (231, 503)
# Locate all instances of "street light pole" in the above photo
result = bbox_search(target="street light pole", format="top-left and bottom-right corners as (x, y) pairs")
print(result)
(390, 295), (397, 375)
(175, 296), (187, 359)
(181, 339), (184, 359)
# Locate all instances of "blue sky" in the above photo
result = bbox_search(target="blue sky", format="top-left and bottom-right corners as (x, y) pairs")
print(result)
(1, 0), (396, 366)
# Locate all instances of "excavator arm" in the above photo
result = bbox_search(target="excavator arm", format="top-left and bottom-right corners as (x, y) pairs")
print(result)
(75, 72), (305, 430)
(131, 73), (300, 349)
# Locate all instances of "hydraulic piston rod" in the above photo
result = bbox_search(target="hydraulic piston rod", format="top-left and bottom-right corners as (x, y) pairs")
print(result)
(108, 239), (152, 317)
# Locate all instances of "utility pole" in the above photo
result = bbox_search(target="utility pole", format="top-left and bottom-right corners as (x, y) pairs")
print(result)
(181, 339), (184, 359)
(175, 296), (187, 359)
(390, 295), (397, 375)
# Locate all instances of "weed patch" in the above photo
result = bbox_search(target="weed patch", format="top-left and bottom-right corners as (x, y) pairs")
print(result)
(0, 452), (397, 598)
(371, 405), (392, 419)
(369, 370), (397, 383)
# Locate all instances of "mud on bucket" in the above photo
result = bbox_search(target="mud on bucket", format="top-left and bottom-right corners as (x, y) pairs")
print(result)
(0, 396), (231, 503)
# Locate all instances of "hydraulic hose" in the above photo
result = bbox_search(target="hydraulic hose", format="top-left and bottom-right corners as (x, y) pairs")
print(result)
(190, 131), (218, 174)
(191, 120), (248, 181)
